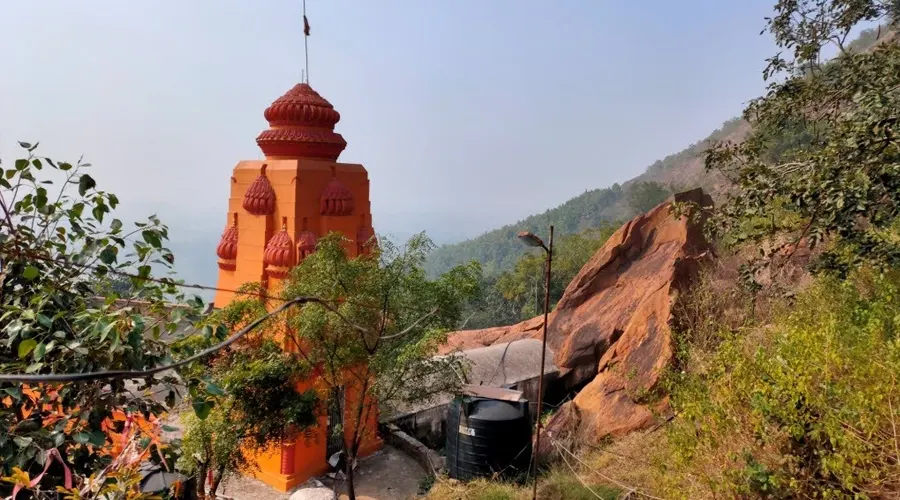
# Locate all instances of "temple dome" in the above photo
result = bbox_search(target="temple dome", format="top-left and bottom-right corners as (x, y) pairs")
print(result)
(297, 217), (318, 255)
(264, 218), (295, 278)
(243, 165), (277, 215)
(216, 213), (238, 270)
(320, 176), (355, 216)
(256, 83), (348, 160)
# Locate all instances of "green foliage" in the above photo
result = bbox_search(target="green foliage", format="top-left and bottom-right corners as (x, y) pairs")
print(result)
(0, 144), (209, 492)
(666, 271), (900, 497)
(706, 2), (900, 276)
(625, 181), (671, 215)
(280, 232), (476, 419)
(224, 232), (478, 497)
(177, 401), (245, 495)
(174, 298), (319, 497)
(216, 341), (318, 445)
(462, 225), (617, 329)
(425, 184), (626, 278)
(426, 115), (747, 280)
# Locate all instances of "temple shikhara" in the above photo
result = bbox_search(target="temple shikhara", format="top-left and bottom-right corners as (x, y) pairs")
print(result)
(213, 82), (381, 490)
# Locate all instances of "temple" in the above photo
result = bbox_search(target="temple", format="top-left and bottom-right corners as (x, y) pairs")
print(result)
(214, 82), (381, 491)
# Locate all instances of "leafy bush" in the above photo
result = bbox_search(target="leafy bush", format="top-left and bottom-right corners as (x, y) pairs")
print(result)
(706, 2), (900, 277)
(0, 143), (211, 496)
(666, 271), (900, 498)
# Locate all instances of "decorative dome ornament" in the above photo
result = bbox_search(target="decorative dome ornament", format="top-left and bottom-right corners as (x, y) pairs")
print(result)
(264, 217), (295, 279)
(243, 164), (277, 215)
(216, 213), (239, 271)
(320, 167), (355, 216)
(255, 83), (348, 160)
(296, 217), (317, 262)
(356, 214), (376, 256)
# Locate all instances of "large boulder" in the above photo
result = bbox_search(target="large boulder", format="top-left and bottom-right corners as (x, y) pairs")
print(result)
(444, 188), (713, 440)
(439, 315), (543, 353)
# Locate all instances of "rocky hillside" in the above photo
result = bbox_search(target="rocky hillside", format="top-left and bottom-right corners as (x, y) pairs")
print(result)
(424, 118), (749, 278)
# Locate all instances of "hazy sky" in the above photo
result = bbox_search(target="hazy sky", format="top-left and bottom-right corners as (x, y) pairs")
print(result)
(1, 0), (778, 288)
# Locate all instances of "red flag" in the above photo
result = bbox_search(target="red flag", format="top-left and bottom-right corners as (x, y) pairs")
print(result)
(304, 15), (310, 36)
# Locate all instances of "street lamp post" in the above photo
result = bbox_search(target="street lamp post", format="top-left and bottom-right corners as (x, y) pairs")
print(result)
(517, 226), (554, 500)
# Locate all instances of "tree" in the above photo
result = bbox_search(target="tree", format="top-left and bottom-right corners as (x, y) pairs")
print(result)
(626, 181), (671, 215)
(174, 286), (319, 499)
(467, 225), (618, 328)
(90, 275), (134, 296)
(225, 232), (477, 500)
(0, 143), (212, 497)
(176, 400), (245, 500)
(705, 1), (900, 276)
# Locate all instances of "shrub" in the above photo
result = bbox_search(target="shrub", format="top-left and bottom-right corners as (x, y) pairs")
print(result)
(666, 270), (900, 498)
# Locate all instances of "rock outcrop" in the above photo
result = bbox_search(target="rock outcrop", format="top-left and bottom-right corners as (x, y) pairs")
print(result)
(443, 188), (713, 441)
(439, 315), (544, 353)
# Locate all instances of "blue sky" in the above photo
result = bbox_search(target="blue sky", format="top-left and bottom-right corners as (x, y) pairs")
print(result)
(1, 0), (778, 288)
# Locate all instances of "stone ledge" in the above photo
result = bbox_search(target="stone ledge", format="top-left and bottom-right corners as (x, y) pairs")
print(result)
(384, 424), (445, 475)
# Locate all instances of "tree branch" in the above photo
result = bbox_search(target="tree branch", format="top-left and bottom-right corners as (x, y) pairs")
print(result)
(377, 307), (439, 341)
(0, 296), (332, 383)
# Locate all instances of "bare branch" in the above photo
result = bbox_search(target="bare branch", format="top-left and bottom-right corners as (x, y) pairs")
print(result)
(377, 307), (439, 341)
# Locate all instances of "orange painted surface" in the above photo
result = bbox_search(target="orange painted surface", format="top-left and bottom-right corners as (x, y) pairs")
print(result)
(214, 82), (381, 491)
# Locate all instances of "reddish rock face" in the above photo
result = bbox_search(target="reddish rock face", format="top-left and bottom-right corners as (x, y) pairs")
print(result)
(438, 315), (544, 353)
(443, 188), (713, 441)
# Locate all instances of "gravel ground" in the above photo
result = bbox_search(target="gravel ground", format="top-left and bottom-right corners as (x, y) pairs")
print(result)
(216, 445), (427, 500)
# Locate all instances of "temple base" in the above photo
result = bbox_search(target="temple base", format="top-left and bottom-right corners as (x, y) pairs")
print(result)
(247, 438), (384, 492)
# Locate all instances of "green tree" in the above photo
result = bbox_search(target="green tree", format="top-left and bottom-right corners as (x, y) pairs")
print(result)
(425, 184), (625, 278)
(227, 233), (478, 500)
(626, 181), (671, 215)
(177, 402), (244, 500)
(91, 275), (134, 296)
(174, 285), (319, 499)
(706, 1), (900, 276)
(465, 225), (617, 328)
(0, 143), (212, 496)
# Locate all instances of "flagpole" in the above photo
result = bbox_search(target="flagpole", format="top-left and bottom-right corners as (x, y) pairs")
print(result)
(303, 0), (309, 83)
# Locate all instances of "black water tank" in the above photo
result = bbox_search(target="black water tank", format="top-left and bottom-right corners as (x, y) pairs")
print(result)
(446, 396), (532, 481)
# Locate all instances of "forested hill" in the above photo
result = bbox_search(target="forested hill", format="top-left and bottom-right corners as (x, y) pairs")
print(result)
(423, 117), (749, 277)
(423, 23), (898, 279)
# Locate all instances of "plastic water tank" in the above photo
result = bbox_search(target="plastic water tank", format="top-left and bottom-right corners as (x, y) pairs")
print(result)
(446, 396), (532, 481)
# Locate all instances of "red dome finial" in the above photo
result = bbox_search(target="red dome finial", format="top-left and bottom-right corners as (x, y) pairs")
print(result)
(264, 216), (295, 279)
(297, 217), (317, 260)
(320, 167), (355, 216)
(255, 83), (348, 160)
(243, 164), (276, 215)
(216, 213), (239, 270)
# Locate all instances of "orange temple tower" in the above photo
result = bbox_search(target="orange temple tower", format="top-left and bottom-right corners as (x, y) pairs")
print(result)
(214, 83), (381, 491)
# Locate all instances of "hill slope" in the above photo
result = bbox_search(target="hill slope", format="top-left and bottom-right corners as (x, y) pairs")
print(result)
(424, 118), (749, 277)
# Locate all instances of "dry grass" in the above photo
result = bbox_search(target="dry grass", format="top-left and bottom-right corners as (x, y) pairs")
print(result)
(426, 467), (621, 500)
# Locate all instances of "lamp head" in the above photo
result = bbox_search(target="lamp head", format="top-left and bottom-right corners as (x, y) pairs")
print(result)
(517, 231), (546, 250)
